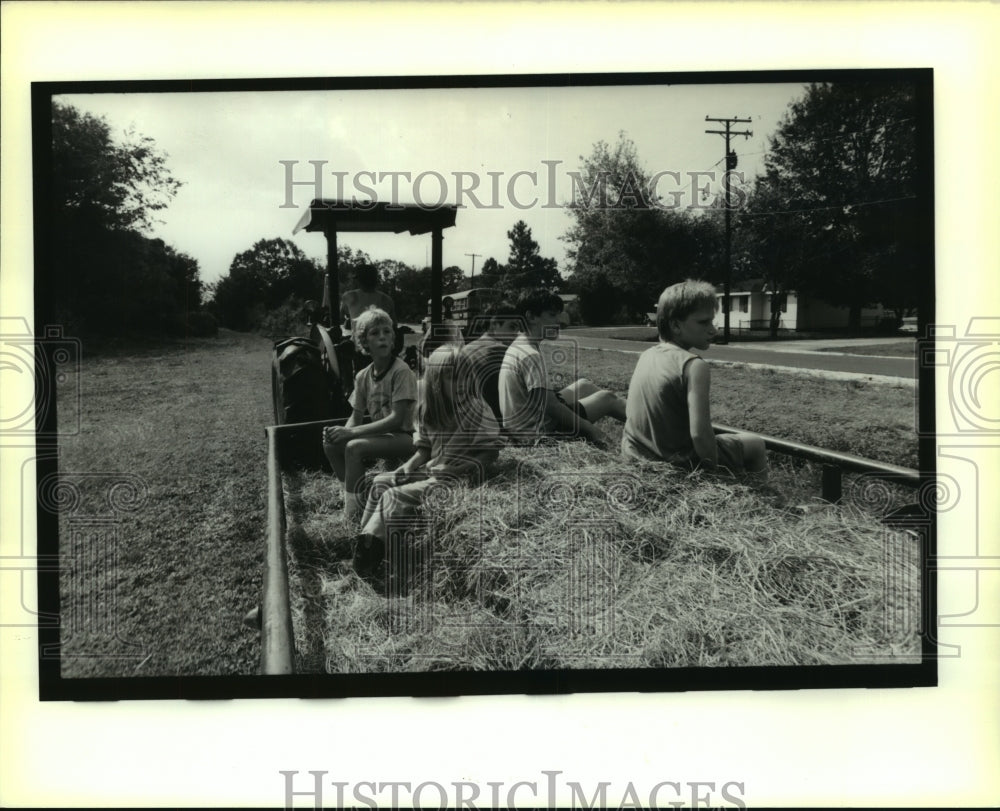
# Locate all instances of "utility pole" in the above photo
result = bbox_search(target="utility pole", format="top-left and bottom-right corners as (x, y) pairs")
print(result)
(465, 252), (481, 288)
(705, 116), (752, 343)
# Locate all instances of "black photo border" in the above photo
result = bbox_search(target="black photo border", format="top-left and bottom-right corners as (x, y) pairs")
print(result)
(33, 67), (937, 701)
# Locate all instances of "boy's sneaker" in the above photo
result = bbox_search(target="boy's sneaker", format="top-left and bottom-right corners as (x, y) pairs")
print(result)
(351, 533), (385, 580)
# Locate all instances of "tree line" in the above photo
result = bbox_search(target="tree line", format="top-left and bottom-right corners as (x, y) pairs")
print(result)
(562, 80), (923, 329)
(205, 240), (466, 331)
(205, 218), (565, 332)
(51, 80), (921, 340)
(48, 96), (569, 339)
(737, 80), (921, 328)
(50, 102), (212, 339)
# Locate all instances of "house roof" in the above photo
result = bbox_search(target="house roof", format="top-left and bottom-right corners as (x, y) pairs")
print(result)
(292, 199), (458, 236)
(714, 278), (766, 294)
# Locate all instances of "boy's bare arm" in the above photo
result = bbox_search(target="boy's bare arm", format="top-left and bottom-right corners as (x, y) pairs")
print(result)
(686, 359), (718, 467)
(396, 445), (432, 480)
(542, 389), (606, 446)
(323, 408), (363, 444)
(348, 400), (413, 438)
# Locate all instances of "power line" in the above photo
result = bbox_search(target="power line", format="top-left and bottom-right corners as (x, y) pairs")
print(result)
(705, 115), (752, 343)
(465, 252), (481, 286)
(723, 116), (918, 163)
(693, 115), (917, 184)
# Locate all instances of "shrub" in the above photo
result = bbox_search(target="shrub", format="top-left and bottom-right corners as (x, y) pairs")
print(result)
(876, 316), (900, 335)
(187, 310), (218, 337)
(260, 297), (308, 338)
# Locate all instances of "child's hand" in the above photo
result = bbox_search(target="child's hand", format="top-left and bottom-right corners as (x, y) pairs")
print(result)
(323, 425), (353, 444)
(391, 465), (411, 485)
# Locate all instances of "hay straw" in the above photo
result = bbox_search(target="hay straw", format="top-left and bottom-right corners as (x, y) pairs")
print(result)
(281, 440), (921, 673)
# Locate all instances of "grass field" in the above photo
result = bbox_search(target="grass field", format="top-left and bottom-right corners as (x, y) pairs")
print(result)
(553, 345), (918, 468)
(56, 329), (921, 677)
(56, 330), (272, 677)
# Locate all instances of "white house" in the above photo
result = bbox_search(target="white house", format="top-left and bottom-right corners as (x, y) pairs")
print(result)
(712, 279), (887, 332)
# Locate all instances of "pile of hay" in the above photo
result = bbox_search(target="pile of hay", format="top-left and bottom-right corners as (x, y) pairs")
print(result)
(282, 439), (921, 673)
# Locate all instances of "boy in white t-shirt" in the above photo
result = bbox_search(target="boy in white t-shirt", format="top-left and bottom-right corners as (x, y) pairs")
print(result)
(322, 306), (417, 522)
(498, 288), (625, 448)
(461, 299), (520, 425)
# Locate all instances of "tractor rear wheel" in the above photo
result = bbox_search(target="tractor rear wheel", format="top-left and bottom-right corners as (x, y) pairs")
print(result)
(314, 324), (341, 393)
(271, 337), (330, 426)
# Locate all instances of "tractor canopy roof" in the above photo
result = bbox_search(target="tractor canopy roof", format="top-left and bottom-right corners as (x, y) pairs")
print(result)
(292, 199), (458, 236)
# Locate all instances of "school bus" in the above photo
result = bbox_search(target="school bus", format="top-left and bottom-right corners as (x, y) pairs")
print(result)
(422, 287), (501, 338)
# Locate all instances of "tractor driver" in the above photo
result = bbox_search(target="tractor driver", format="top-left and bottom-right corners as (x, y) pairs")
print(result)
(340, 263), (406, 375)
(340, 264), (397, 334)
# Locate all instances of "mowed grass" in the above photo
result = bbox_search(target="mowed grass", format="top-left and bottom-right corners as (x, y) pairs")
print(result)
(56, 329), (274, 677)
(556, 345), (918, 469)
(56, 331), (921, 677)
(595, 327), (917, 360)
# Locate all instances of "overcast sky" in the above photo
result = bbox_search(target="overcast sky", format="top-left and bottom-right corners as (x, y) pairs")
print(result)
(57, 80), (807, 287)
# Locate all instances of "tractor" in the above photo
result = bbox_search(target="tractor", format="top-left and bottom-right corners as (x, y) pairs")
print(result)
(270, 199), (458, 470)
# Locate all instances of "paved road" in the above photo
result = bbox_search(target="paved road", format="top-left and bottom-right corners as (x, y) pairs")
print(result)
(558, 329), (916, 380)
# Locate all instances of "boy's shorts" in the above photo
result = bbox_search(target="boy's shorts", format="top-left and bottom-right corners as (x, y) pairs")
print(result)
(554, 390), (589, 422)
(714, 433), (747, 474)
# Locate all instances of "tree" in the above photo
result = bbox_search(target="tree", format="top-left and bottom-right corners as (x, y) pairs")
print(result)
(562, 133), (716, 324)
(754, 81), (921, 327)
(374, 259), (412, 299)
(442, 265), (465, 293)
(374, 259), (464, 322)
(49, 102), (198, 337)
(732, 177), (812, 337)
(477, 257), (504, 292)
(336, 246), (374, 293)
(52, 101), (182, 233)
(158, 241), (203, 317)
(377, 260), (421, 321)
(210, 238), (322, 330)
(471, 224), (561, 301)
(495, 221), (561, 296)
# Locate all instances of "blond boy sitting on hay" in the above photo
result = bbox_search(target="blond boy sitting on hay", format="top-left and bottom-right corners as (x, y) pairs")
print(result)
(622, 279), (767, 476)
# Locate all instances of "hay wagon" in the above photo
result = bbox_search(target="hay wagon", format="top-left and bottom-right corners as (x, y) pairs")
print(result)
(249, 200), (928, 677)
(253, 199), (458, 671)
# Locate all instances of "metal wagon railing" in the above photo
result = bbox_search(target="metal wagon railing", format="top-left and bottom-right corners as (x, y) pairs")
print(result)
(260, 417), (347, 675)
(713, 424), (922, 501)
